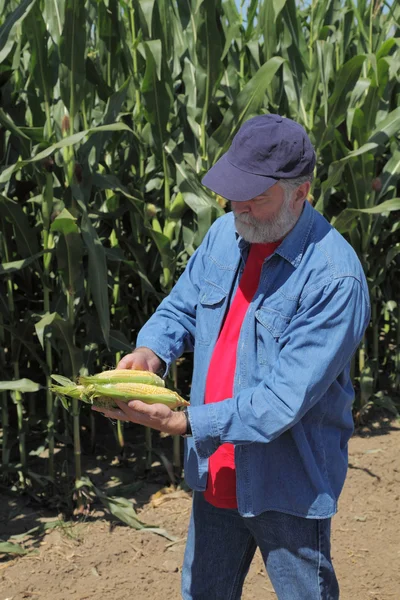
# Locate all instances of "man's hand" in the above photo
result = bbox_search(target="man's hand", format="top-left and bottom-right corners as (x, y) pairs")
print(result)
(117, 346), (165, 374)
(92, 399), (187, 436)
(93, 346), (181, 433)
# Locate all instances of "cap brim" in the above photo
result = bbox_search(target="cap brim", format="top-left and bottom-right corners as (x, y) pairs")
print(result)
(201, 154), (278, 202)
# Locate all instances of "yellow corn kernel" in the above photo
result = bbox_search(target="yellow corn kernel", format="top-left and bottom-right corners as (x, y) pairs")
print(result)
(79, 369), (165, 388)
(89, 382), (189, 410)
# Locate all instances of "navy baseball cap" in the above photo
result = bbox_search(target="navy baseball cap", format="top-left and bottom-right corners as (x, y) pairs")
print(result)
(202, 114), (316, 202)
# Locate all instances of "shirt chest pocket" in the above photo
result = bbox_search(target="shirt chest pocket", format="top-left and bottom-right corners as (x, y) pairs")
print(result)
(255, 307), (291, 366)
(196, 284), (228, 346)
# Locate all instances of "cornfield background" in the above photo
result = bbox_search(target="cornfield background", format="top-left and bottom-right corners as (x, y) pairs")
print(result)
(0, 0), (399, 520)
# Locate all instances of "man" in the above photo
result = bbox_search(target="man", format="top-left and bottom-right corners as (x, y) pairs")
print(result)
(94, 114), (371, 599)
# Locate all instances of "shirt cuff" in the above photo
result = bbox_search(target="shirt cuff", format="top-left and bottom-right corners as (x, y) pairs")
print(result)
(188, 403), (222, 459)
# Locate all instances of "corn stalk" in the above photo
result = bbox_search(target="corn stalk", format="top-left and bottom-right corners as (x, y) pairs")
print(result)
(0, 0), (399, 510)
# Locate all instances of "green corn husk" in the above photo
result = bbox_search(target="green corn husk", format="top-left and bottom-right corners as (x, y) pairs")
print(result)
(51, 384), (87, 400)
(50, 384), (89, 411)
(51, 383), (116, 409)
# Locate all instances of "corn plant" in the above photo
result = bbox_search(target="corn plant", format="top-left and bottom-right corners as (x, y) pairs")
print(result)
(0, 0), (399, 517)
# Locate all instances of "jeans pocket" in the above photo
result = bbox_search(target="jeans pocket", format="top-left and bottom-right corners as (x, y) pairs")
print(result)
(255, 307), (290, 365)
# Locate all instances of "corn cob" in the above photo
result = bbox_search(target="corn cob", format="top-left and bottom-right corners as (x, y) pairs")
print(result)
(50, 377), (189, 410)
(87, 383), (189, 410)
(78, 369), (165, 387)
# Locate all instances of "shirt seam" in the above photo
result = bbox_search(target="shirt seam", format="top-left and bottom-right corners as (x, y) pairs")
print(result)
(300, 274), (369, 304)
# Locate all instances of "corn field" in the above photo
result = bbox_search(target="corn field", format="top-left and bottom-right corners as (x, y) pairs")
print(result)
(0, 0), (399, 513)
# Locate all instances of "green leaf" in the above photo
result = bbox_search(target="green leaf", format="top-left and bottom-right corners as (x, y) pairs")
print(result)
(85, 57), (112, 102)
(331, 209), (360, 235)
(386, 244), (400, 267)
(273, 0), (287, 20)
(316, 40), (334, 125)
(108, 331), (134, 353)
(0, 108), (31, 157)
(372, 393), (399, 417)
(148, 228), (176, 289)
(209, 57), (285, 163)
(81, 78), (132, 165)
(0, 541), (29, 555)
(18, 126), (46, 142)
(10, 520), (69, 542)
(50, 208), (79, 236)
(0, 0), (37, 63)
(165, 145), (223, 231)
(51, 374), (75, 387)
(91, 173), (143, 209)
(42, 0), (65, 45)
(97, 0), (122, 81)
(51, 209), (83, 295)
(260, 0), (277, 61)
(317, 55), (366, 148)
(0, 379), (41, 393)
(368, 107), (400, 147)
(0, 123), (133, 184)
(339, 143), (378, 162)
(80, 212), (110, 346)
(357, 198), (400, 215)
(59, 0), (87, 119)
(77, 477), (176, 541)
(137, 0), (156, 37)
(196, 0), (224, 110)
(0, 195), (40, 258)
(24, 4), (55, 134)
(35, 313), (82, 377)
(333, 199), (400, 233)
(246, 0), (259, 39)
(359, 362), (374, 406)
(141, 39), (162, 85)
(376, 38), (396, 61)
(320, 142), (380, 202)
(103, 79), (132, 127)
(0, 251), (51, 275)
(380, 150), (400, 198)
(221, 22), (241, 62)
(141, 40), (172, 151)
(0, 323), (48, 372)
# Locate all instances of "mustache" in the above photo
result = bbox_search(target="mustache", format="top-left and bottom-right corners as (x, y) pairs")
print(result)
(233, 212), (256, 224)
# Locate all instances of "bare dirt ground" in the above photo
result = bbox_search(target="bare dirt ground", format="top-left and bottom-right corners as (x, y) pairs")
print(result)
(0, 417), (399, 600)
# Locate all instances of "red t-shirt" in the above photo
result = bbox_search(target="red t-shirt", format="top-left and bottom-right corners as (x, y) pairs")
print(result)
(203, 241), (280, 509)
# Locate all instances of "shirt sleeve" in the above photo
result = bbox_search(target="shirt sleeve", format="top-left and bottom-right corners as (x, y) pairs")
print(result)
(135, 222), (216, 374)
(188, 276), (371, 458)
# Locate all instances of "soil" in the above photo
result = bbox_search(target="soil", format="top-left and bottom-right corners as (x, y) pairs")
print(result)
(0, 416), (399, 600)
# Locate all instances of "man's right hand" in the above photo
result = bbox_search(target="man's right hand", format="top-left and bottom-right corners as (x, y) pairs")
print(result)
(116, 346), (165, 375)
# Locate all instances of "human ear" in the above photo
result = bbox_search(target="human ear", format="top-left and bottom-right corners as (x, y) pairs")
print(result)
(294, 182), (310, 204)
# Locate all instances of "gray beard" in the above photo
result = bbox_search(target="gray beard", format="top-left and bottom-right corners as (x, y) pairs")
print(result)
(233, 197), (299, 243)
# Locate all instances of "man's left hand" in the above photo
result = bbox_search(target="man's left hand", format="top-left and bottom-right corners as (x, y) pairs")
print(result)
(92, 399), (187, 436)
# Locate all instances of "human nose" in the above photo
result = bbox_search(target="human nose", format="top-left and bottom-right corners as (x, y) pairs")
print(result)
(231, 200), (250, 214)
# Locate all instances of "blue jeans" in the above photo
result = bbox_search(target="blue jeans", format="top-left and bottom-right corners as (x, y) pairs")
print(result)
(182, 492), (339, 600)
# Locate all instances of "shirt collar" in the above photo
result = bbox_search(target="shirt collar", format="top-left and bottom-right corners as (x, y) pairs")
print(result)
(234, 200), (315, 268)
(275, 200), (314, 268)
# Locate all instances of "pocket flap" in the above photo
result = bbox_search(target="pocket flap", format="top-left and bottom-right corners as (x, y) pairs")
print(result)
(199, 284), (227, 306)
(255, 307), (290, 338)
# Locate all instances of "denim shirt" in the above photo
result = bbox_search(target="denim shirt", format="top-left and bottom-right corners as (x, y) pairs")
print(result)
(136, 200), (371, 519)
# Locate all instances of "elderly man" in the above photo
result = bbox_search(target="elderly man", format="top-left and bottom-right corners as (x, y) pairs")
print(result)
(94, 114), (370, 599)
